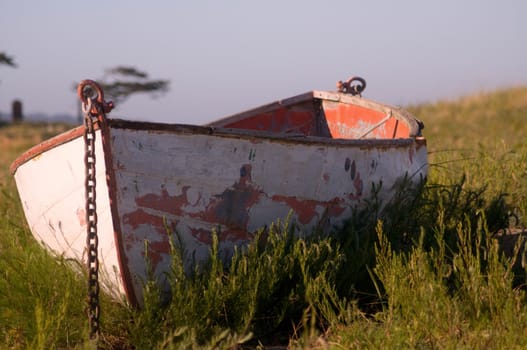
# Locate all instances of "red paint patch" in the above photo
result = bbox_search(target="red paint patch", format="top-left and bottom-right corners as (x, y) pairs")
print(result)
(271, 195), (320, 224)
(136, 186), (191, 216)
(271, 195), (347, 226)
(221, 107), (317, 135)
(123, 208), (166, 231)
(122, 208), (178, 271)
(190, 227), (213, 245)
(122, 208), (177, 245)
(220, 228), (254, 242)
(144, 239), (171, 270)
(76, 208), (86, 227)
(131, 164), (262, 244)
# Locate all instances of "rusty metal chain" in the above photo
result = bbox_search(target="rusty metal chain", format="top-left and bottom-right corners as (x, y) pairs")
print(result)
(78, 79), (113, 344)
(82, 96), (100, 340)
(337, 76), (367, 96)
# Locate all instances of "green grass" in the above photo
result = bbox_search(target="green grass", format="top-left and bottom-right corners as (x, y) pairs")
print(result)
(332, 220), (527, 349)
(1, 86), (527, 349)
(409, 87), (527, 220)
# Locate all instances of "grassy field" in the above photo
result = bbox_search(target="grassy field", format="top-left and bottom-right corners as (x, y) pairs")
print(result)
(1, 86), (527, 349)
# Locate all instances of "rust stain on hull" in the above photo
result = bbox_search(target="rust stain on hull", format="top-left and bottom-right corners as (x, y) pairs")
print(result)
(270, 195), (347, 225)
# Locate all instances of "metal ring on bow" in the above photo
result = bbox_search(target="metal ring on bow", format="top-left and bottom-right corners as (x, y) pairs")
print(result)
(337, 76), (366, 96)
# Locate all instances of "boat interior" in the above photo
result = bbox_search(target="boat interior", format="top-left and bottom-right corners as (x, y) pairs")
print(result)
(209, 91), (422, 140)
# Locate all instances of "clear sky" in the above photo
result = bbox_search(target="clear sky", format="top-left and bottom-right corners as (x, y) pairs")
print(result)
(1, 0), (526, 124)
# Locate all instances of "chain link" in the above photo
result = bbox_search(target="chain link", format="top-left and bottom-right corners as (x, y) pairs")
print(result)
(83, 97), (100, 341)
(77, 79), (114, 346)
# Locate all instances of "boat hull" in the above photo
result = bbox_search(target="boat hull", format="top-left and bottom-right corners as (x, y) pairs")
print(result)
(12, 127), (126, 300)
(11, 90), (428, 306)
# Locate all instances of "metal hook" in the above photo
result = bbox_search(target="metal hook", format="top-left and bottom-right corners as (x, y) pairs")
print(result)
(77, 79), (114, 116)
(337, 76), (367, 96)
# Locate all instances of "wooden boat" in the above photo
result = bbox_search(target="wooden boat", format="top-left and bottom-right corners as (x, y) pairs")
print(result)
(10, 78), (427, 306)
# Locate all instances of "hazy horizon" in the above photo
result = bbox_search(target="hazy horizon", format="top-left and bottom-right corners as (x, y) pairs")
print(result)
(1, 0), (526, 124)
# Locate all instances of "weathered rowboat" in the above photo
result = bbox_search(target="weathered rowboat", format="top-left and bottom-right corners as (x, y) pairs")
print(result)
(10, 78), (427, 306)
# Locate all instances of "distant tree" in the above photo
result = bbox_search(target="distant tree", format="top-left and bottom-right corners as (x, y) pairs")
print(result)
(0, 52), (17, 68)
(99, 66), (170, 105)
(76, 66), (169, 122)
(0, 52), (17, 120)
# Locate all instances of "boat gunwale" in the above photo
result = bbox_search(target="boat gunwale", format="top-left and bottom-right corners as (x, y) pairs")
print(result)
(109, 118), (419, 148)
(10, 90), (424, 175)
(10, 119), (423, 176)
(9, 125), (87, 175)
